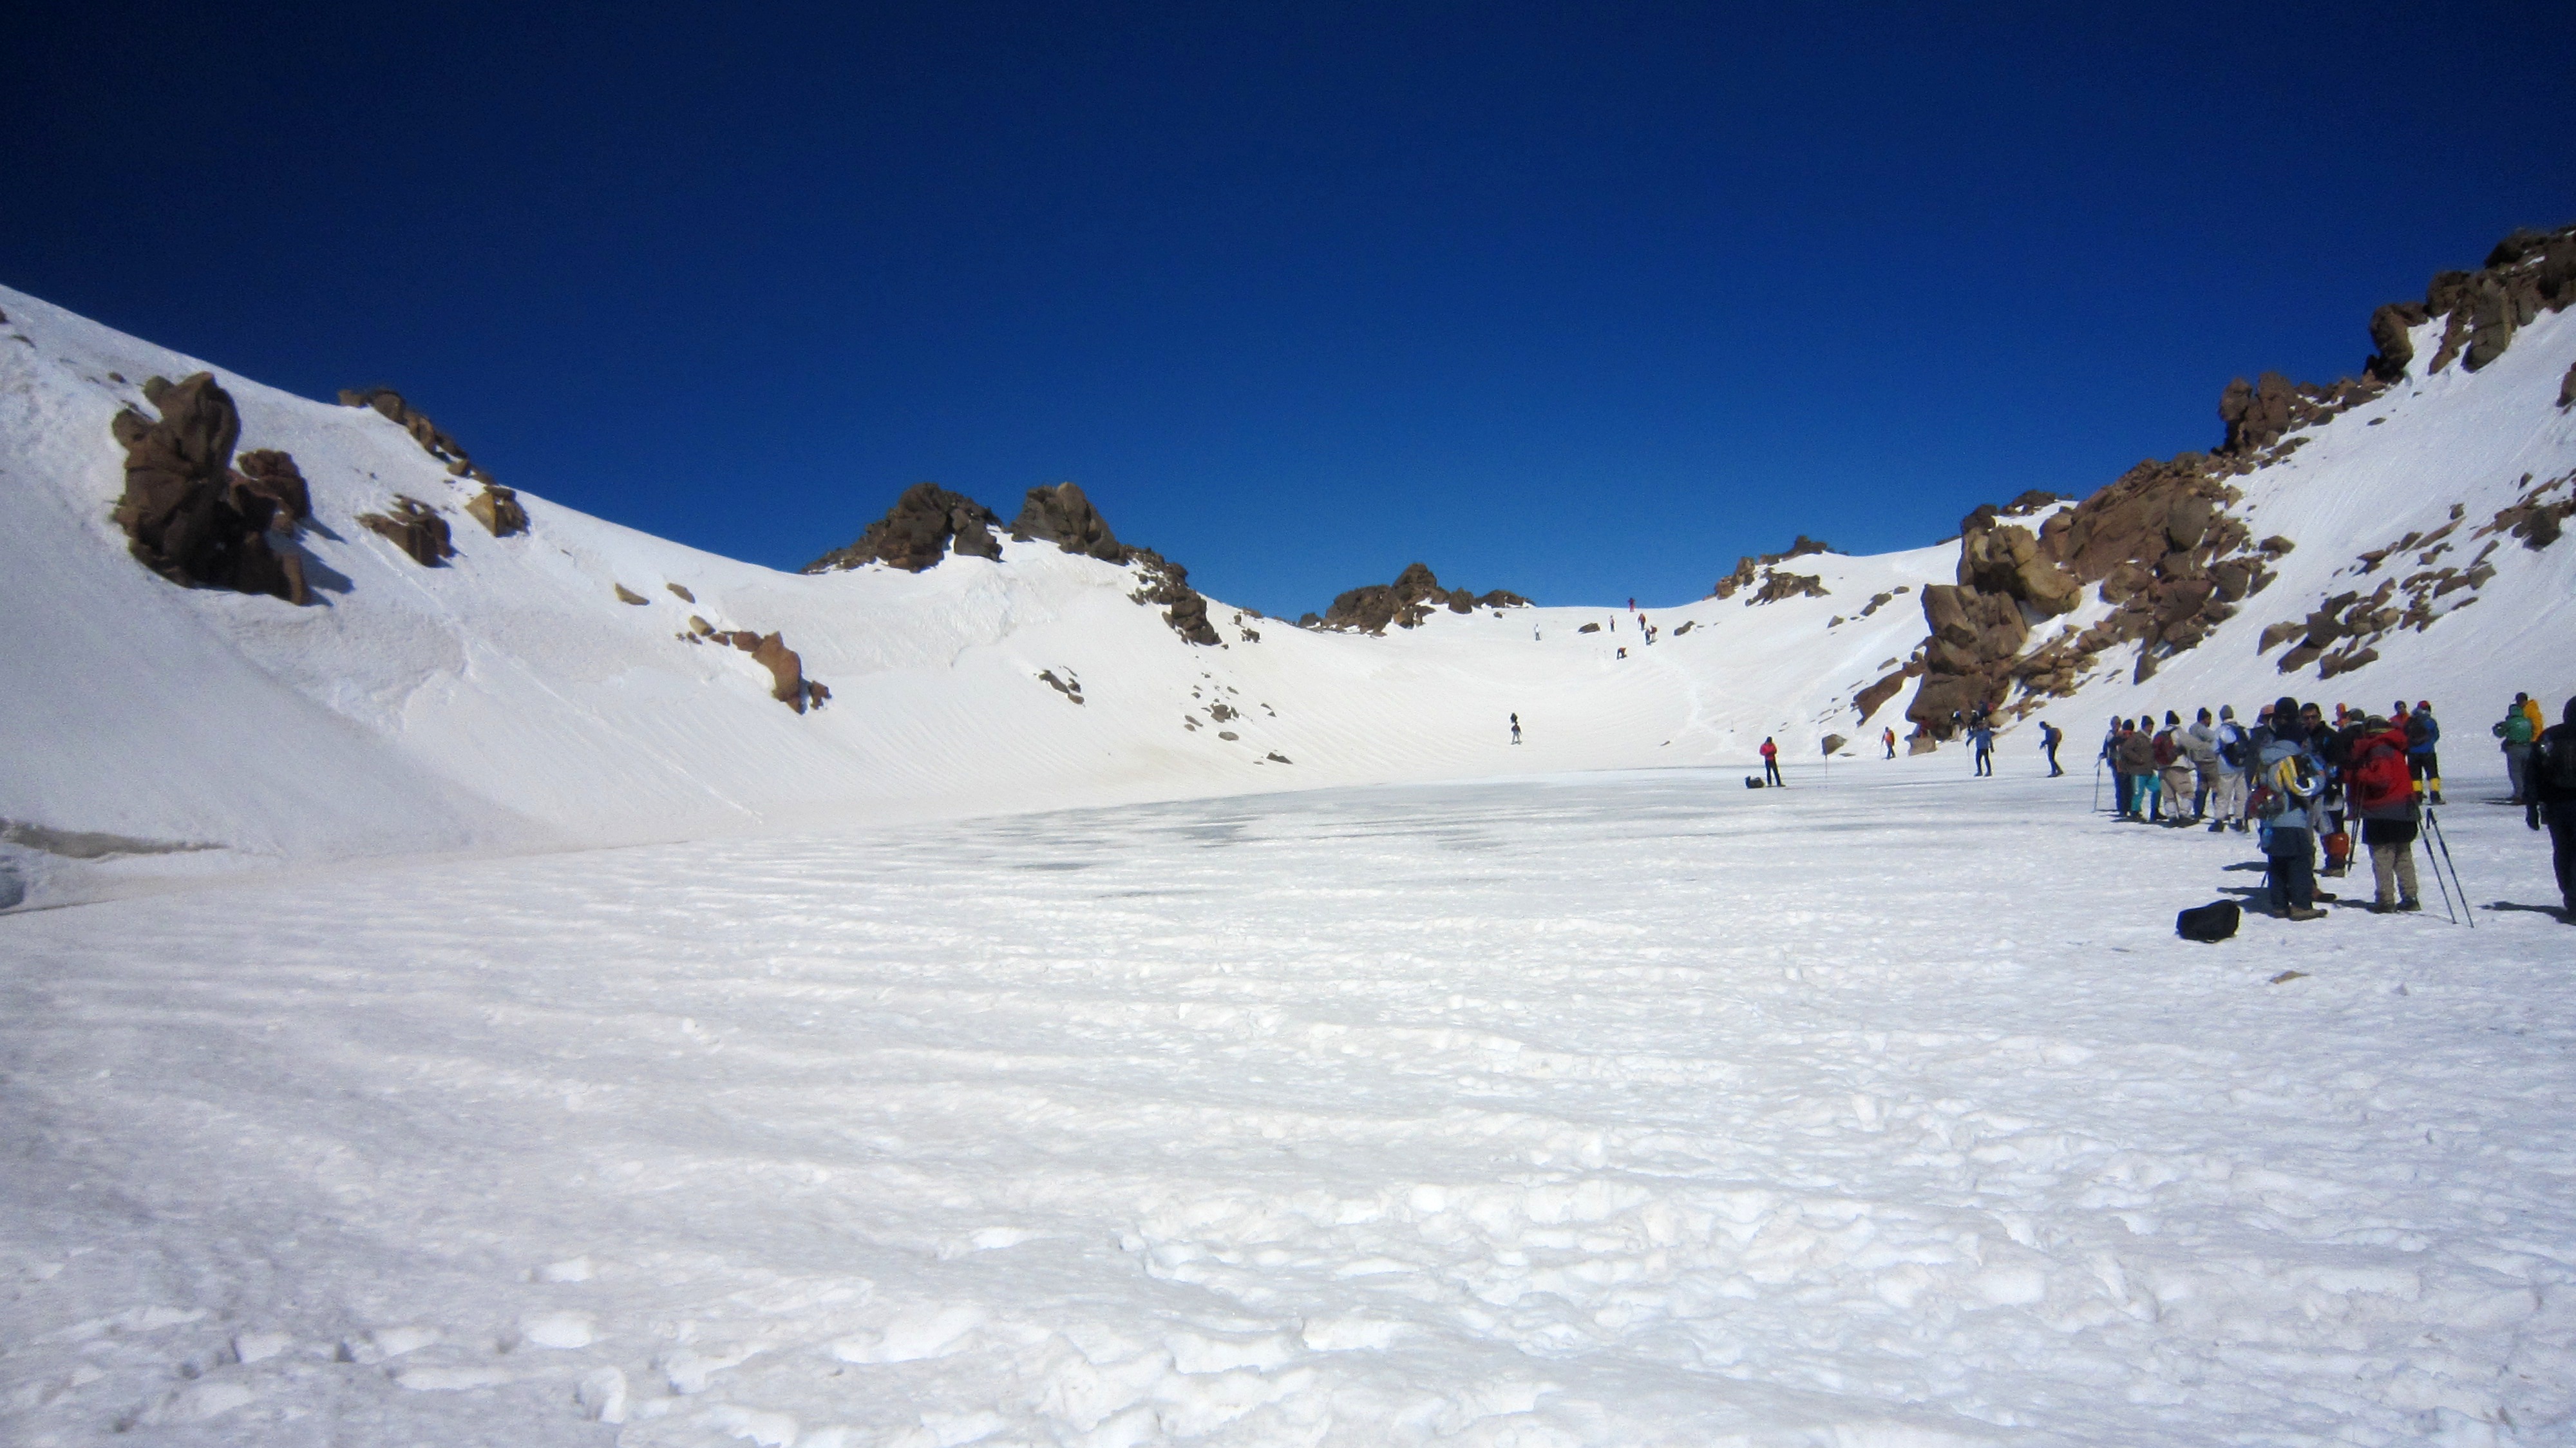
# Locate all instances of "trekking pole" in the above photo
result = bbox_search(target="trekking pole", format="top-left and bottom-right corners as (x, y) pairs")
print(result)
(2092, 759), (2103, 813)
(2421, 821), (2461, 925)
(2426, 809), (2476, 928)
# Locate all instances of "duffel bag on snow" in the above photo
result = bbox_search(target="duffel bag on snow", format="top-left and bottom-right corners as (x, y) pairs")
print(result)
(2176, 900), (2240, 942)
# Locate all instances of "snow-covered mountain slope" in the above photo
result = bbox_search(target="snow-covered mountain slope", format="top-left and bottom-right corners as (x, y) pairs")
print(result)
(5, 263), (2572, 912)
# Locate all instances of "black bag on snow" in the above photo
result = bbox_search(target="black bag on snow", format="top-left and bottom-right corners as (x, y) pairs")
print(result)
(2175, 900), (2240, 943)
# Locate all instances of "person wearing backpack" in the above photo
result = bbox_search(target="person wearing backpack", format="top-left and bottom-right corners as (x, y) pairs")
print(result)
(2405, 700), (2443, 804)
(2154, 714), (2191, 824)
(2038, 719), (2063, 776)
(2207, 704), (2251, 833)
(2351, 715), (2421, 913)
(2257, 696), (2329, 920)
(2115, 720), (2157, 821)
(2531, 696), (2576, 920)
(2497, 693), (2539, 803)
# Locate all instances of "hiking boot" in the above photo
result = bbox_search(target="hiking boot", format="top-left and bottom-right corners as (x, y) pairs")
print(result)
(2206, 821), (2226, 833)
(2233, 821), (2250, 834)
(2285, 906), (2329, 921)
(2398, 898), (2421, 912)
(2369, 902), (2396, 914)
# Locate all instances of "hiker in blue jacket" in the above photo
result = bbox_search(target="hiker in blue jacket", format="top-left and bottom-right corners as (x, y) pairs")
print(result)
(2406, 699), (2443, 804)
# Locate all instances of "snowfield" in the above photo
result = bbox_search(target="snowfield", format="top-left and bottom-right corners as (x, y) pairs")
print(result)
(8, 761), (2574, 1447)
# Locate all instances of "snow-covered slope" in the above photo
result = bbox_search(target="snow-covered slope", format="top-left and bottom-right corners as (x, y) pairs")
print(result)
(4, 276), (2571, 911)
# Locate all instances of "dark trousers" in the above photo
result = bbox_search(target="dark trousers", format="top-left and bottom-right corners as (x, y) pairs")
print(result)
(2268, 832), (2316, 913)
(2045, 742), (2061, 775)
(1975, 747), (1993, 776)
(2114, 771), (2133, 815)
(1763, 758), (1783, 786)
(2548, 801), (2576, 911)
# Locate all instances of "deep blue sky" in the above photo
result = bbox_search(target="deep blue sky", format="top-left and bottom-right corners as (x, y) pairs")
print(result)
(7, 3), (2571, 615)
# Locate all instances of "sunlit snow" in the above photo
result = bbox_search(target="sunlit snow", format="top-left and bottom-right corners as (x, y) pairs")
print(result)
(8, 764), (2571, 1445)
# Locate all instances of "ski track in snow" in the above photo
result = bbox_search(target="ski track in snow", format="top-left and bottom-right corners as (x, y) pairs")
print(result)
(6, 763), (2573, 1446)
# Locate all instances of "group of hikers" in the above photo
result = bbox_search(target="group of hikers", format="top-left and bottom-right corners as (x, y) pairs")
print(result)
(2083, 692), (2575, 922)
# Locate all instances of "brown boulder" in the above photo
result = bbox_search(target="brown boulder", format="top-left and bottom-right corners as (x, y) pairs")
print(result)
(1852, 671), (1907, 724)
(749, 633), (810, 711)
(614, 584), (649, 605)
(1009, 481), (1126, 562)
(1126, 549), (1222, 645)
(1957, 520), (2080, 616)
(2366, 301), (2427, 381)
(463, 483), (529, 537)
(109, 373), (305, 602)
(2218, 372), (2297, 455)
(804, 483), (1003, 573)
(231, 450), (311, 526)
(357, 497), (454, 567)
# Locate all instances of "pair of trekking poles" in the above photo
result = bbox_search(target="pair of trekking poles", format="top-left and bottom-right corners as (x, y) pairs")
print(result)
(2420, 806), (2474, 928)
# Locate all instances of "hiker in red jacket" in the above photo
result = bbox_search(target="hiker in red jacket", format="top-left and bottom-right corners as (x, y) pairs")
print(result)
(2350, 715), (2422, 912)
(1760, 736), (1783, 787)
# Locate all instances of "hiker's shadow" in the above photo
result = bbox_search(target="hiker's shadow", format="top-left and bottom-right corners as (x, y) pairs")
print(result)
(2488, 900), (2572, 922)
(2220, 861), (2269, 873)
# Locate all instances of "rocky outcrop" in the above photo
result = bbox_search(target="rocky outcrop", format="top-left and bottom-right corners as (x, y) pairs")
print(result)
(2398, 224), (2576, 377)
(2561, 359), (2576, 410)
(1009, 482), (1126, 562)
(614, 584), (649, 605)
(1904, 456), (2269, 734)
(231, 450), (312, 527)
(1128, 549), (1221, 645)
(464, 483), (528, 537)
(697, 628), (827, 712)
(357, 497), (455, 567)
(1711, 536), (1833, 601)
(1749, 571), (1828, 604)
(109, 372), (307, 603)
(803, 483), (1002, 573)
(339, 387), (497, 484)
(1305, 562), (1530, 634)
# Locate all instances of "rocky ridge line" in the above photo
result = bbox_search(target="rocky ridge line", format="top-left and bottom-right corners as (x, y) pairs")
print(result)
(1299, 563), (1530, 634)
(1895, 220), (2574, 740)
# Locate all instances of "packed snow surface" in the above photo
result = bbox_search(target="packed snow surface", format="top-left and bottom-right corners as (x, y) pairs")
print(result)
(8, 759), (2573, 1446)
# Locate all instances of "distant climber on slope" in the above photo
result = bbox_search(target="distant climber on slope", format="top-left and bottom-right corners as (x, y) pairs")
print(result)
(2039, 719), (2063, 776)
(1510, 712), (1522, 745)
(1969, 718), (1995, 777)
(1760, 736), (1783, 787)
(1882, 725), (1897, 760)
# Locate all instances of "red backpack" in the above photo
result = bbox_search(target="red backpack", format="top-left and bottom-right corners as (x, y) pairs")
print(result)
(2353, 739), (2412, 813)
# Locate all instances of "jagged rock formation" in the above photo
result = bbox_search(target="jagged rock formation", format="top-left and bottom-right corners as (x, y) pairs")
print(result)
(803, 484), (1003, 573)
(339, 387), (498, 485)
(357, 497), (455, 567)
(692, 628), (827, 712)
(1128, 549), (1220, 645)
(614, 584), (648, 605)
(464, 483), (528, 537)
(1897, 222), (2574, 738)
(1010, 482), (1126, 562)
(1710, 536), (1833, 601)
(109, 373), (308, 603)
(232, 450), (311, 528)
(1302, 562), (1530, 633)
